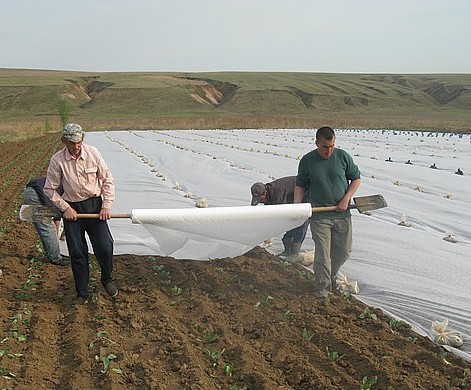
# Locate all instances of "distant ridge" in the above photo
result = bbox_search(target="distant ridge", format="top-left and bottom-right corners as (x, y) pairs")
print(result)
(0, 69), (470, 139)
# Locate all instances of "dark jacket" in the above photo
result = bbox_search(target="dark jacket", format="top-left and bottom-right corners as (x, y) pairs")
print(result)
(264, 176), (297, 205)
(27, 177), (63, 214)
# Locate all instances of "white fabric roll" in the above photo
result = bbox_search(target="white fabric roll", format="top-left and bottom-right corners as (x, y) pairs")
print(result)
(131, 203), (312, 260)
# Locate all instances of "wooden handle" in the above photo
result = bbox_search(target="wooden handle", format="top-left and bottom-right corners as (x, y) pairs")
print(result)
(76, 213), (132, 219)
(311, 204), (357, 213)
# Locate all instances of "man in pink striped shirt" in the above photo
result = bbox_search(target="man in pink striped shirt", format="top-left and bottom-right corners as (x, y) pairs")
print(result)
(45, 123), (117, 304)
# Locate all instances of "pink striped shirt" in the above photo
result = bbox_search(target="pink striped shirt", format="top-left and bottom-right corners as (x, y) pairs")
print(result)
(44, 143), (115, 212)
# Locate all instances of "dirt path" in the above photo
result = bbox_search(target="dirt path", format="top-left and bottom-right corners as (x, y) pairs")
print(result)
(1, 133), (470, 389)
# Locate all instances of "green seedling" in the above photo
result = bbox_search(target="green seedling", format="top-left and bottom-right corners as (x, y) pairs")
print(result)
(192, 323), (203, 333)
(283, 310), (296, 320)
(405, 336), (417, 344)
(88, 330), (116, 348)
(171, 286), (183, 296)
(302, 328), (314, 341)
(341, 290), (352, 301)
(388, 317), (406, 331)
(10, 329), (28, 342)
(358, 308), (377, 321)
(360, 375), (378, 389)
(0, 349), (22, 358)
(152, 264), (165, 273)
(253, 295), (274, 308)
(203, 348), (225, 367)
(280, 260), (291, 267)
(242, 284), (256, 293)
(95, 314), (107, 322)
(0, 365), (16, 378)
(438, 351), (451, 365)
(95, 353), (117, 374)
(229, 385), (247, 390)
(222, 363), (235, 376)
(326, 347), (345, 361)
(461, 369), (471, 386)
(203, 330), (219, 344)
(230, 274), (240, 283)
(297, 270), (313, 281)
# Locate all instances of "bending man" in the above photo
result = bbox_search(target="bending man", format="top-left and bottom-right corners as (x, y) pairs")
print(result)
(23, 177), (68, 266)
(251, 176), (308, 257)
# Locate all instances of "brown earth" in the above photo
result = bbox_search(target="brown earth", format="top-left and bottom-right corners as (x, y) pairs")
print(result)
(1, 133), (471, 390)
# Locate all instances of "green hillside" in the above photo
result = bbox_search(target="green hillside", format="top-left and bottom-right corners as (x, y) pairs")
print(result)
(1, 69), (470, 140)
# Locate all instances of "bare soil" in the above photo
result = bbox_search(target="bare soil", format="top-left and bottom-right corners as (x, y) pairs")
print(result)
(1, 133), (470, 390)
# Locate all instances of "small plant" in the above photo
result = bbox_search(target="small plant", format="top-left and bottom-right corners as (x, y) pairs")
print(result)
(10, 329), (28, 342)
(283, 310), (296, 320)
(222, 363), (235, 376)
(230, 274), (240, 283)
(341, 290), (352, 301)
(171, 286), (183, 296)
(96, 353), (117, 374)
(360, 375), (378, 389)
(229, 385), (247, 390)
(0, 348), (23, 358)
(388, 317), (406, 331)
(405, 336), (417, 344)
(438, 351), (451, 365)
(461, 369), (471, 386)
(253, 295), (274, 308)
(203, 348), (225, 367)
(88, 330), (116, 348)
(95, 314), (107, 322)
(326, 347), (345, 361)
(0, 365), (16, 378)
(301, 328), (313, 341)
(242, 284), (256, 293)
(203, 330), (219, 344)
(358, 308), (377, 321)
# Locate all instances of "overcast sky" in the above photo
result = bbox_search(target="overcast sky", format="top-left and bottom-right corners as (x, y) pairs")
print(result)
(1, 0), (470, 73)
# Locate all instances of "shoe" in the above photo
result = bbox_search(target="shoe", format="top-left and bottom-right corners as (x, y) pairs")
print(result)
(50, 256), (70, 266)
(104, 282), (118, 298)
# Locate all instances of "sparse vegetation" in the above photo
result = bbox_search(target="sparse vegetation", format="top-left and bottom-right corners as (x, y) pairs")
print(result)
(1, 69), (471, 141)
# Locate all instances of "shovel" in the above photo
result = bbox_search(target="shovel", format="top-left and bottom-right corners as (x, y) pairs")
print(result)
(311, 194), (387, 214)
(19, 194), (387, 223)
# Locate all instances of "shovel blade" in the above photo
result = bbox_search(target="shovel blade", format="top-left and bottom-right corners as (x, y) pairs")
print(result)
(19, 204), (61, 223)
(353, 194), (388, 213)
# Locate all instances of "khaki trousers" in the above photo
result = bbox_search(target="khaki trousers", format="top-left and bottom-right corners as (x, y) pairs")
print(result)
(309, 217), (352, 298)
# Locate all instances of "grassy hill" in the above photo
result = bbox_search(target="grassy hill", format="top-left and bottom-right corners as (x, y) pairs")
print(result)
(1, 68), (470, 140)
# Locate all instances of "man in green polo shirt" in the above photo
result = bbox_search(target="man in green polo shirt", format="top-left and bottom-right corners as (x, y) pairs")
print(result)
(294, 126), (361, 300)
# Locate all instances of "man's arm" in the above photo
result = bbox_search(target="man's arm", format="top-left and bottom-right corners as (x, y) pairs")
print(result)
(294, 185), (306, 203)
(336, 178), (361, 212)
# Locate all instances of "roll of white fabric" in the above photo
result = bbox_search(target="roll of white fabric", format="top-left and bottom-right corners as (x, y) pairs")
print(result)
(131, 203), (312, 260)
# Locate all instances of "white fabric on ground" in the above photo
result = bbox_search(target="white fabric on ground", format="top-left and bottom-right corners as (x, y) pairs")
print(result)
(71, 129), (470, 362)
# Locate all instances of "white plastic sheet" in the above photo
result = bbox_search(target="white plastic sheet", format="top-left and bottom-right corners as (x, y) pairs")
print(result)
(79, 130), (470, 362)
(131, 204), (312, 260)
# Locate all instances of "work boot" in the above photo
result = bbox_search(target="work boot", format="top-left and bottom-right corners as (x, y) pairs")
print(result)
(278, 237), (293, 257)
(287, 242), (303, 262)
(290, 242), (302, 256)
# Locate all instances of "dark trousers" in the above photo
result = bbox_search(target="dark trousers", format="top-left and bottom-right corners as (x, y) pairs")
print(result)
(283, 220), (309, 244)
(64, 197), (114, 298)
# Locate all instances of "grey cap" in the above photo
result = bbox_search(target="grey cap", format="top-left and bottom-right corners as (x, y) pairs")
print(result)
(251, 182), (266, 205)
(62, 123), (84, 143)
